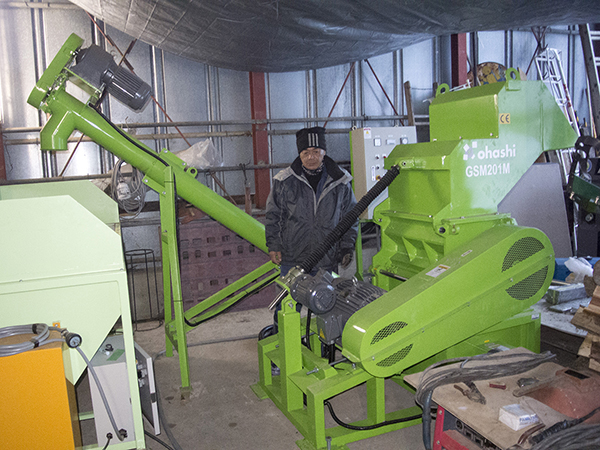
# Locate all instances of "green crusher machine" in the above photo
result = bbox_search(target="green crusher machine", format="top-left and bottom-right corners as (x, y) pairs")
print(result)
(253, 72), (577, 449)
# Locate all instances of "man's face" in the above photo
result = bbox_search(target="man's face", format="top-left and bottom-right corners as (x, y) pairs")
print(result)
(300, 147), (325, 170)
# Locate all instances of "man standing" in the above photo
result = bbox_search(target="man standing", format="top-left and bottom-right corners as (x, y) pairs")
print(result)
(265, 126), (358, 277)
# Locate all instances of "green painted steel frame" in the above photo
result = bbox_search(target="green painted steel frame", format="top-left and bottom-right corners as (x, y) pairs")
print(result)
(253, 293), (541, 449)
(253, 296), (422, 450)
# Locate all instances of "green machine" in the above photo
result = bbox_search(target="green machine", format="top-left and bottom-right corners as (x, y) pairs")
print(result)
(0, 181), (146, 449)
(253, 73), (578, 449)
(25, 34), (578, 450)
(25, 34), (279, 397)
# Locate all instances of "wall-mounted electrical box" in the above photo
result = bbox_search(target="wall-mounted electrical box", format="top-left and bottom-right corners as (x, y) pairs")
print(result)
(350, 126), (417, 219)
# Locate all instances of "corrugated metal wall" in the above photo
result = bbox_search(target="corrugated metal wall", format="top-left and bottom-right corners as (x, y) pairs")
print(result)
(0, 2), (589, 256)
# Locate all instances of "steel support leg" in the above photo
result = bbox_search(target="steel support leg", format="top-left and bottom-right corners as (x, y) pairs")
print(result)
(160, 167), (191, 394)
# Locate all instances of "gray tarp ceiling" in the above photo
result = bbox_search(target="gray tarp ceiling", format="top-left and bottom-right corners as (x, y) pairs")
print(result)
(69, 0), (600, 73)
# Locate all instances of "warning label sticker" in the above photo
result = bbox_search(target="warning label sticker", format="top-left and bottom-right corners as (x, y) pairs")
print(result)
(426, 264), (450, 278)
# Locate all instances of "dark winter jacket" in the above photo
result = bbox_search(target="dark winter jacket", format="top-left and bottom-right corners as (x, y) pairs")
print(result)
(265, 155), (358, 270)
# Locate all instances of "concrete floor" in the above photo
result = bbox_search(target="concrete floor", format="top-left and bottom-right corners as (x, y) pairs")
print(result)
(114, 308), (427, 450)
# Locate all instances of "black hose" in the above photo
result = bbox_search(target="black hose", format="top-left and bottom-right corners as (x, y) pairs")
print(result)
(299, 164), (400, 274)
(530, 406), (600, 445)
(184, 274), (276, 327)
(145, 430), (176, 450)
(97, 110), (168, 168)
(305, 311), (312, 351)
(324, 399), (421, 431)
(421, 391), (434, 450)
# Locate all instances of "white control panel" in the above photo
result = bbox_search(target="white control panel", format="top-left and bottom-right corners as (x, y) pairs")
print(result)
(351, 126), (417, 219)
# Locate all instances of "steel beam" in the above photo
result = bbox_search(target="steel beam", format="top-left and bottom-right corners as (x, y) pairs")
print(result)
(451, 33), (468, 88)
(249, 72), (270, 209)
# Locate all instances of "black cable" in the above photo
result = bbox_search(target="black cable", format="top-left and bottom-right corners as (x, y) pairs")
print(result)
(530, 424), (600, 450)
(324, 400), (421, 431)
(415, 351), (555, 450)
(145, 430), (176, 450)
(97, 110), (168, 168)
(299, 164), (400, 274)
(101, 434), (112, 450)
(305, 310), (312, 351)
(530, 405), (600, 445)
(154, 375), (185, 450)
(421, 390), (434, 450)
(184, 275), (276, 327)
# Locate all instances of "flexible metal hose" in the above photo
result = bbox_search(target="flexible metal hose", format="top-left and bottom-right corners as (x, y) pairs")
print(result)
(299, 164), (400, 274)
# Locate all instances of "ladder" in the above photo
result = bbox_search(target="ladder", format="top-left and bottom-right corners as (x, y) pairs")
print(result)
(535, 48), (579, 134)
(535, 45), (581, 256)
(579, 23), (600, 138)
(535, 47), (579, 187)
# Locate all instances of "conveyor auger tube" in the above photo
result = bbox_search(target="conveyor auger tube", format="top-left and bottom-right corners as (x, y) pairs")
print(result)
(26, 33), (267, 253)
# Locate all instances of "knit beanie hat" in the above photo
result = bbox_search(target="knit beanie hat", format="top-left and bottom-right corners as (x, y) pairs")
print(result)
(296, 126), (327, 153)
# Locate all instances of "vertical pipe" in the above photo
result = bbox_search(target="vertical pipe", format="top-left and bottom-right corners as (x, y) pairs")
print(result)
(92, 17), (114, 173)
(470, 31), (480, 86)
(30, 5), (48, 177)
(0, 122), (6, 180)
(312, 69), (318, 125)
(265, 72), (274, 185)
(451, 34), (468, 88)
(204, 64), (216, 191)
(249, 72), (271, 209)
(213, 66), (224, 189)
(351, 62), (358, 129)
(151, 46), (168, 152)
(568, 25), (575, 102)
(433, 36), (440, 87)
(305, 70), (312, 126)
(399, 50), (404, 124)
(504, 30), (514, 71)
(358, 61), (365, 126)
(393, 51), (399, 126)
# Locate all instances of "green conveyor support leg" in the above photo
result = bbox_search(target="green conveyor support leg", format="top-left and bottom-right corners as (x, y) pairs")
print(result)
(162, 245), (174, 359)
(160, 168), (191, 393)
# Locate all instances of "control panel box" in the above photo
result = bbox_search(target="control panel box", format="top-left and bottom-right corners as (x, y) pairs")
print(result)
(89, 335), (135, 445)
(350, 126), (417, 219)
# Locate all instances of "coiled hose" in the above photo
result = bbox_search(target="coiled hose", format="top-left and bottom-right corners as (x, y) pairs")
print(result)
(299, 164), (400, 274)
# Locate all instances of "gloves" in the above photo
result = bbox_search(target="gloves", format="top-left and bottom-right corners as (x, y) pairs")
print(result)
(340, 251), (353, 269)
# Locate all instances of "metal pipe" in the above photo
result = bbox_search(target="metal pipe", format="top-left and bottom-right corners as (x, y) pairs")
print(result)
(0, 122), (6, 180)
(4, 123), (432, 146)
(2, 114), (429, 133)
(0, 2), (78, 9)
(0, 161), (351, 186)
